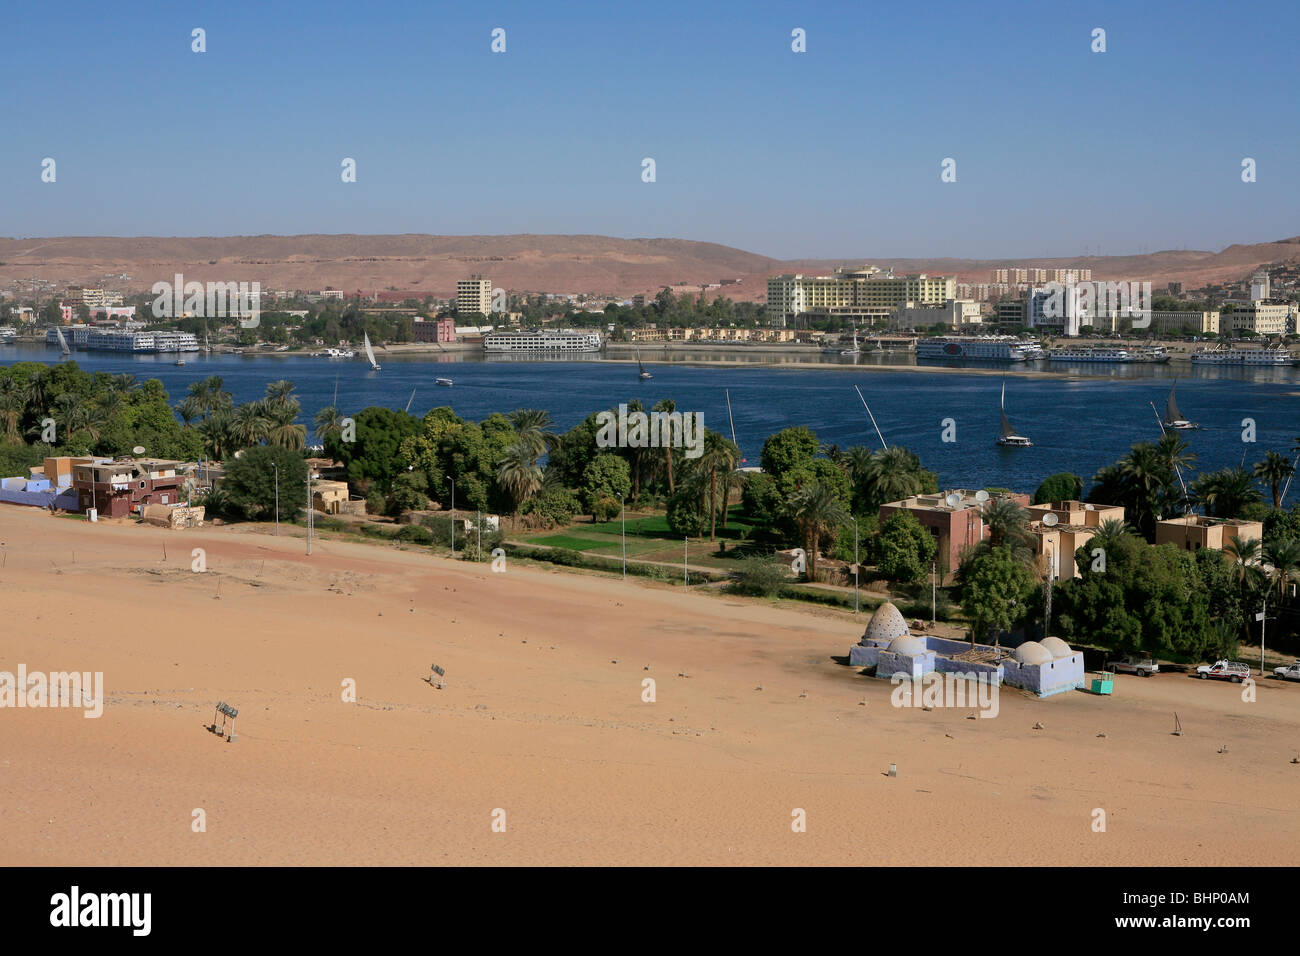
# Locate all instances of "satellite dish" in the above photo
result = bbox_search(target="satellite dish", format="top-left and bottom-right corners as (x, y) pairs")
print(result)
(974, 490), (990, 503)
(1042, 513), (1059, 527)
(132, 446), (145, 455)
(233, 450), (243, 459)
(944, 493), (962, 508)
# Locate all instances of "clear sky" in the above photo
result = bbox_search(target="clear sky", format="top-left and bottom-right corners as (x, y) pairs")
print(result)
(3, 0), (1297, 259)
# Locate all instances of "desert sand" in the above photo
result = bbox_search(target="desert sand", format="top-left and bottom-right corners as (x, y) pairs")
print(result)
(1, 505), (1296, 866)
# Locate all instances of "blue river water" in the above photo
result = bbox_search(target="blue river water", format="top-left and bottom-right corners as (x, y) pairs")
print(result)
(4, 343), (1298, 501)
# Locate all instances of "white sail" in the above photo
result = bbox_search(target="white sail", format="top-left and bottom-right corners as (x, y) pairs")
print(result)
(56, 328), (70, 354)
(364, 332), (380, 370)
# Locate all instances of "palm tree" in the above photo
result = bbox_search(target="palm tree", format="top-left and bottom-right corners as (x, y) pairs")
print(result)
(1253, 450), (1294, 510)
(228, 403), (271, 450)
(497, 442), (543, 517)
(652, 398), (677, 493)
(984, 497), (1031, 549)
(24, 367), (50, 416)
(1191, 467), (1262, 519)
(264, 380), (297, 408)
(1089, 517), (1134, 556)
(1118, 441), (1173, 532)
(860, 446), (929, 509)
(697, 431), (739, 541)
(1263, 537), (1300, 602)
(1225, 536), (1266, 642)
(178, 396), (204, 428)
(507, 408), (556, 467)
(786, 480), (850, 581)
(198, 409), (234, 460)
(108, 373), (138, 394)
(0, 379), (25, 445)
(314, 405), (345, 445)
(266, 402), (306, 452)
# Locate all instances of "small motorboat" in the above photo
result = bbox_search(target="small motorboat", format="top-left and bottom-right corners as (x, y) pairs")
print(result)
(436, 377), (453, 387)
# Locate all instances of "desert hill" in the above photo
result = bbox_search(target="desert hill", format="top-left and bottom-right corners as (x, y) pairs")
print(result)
(2, 234), (1297, 301)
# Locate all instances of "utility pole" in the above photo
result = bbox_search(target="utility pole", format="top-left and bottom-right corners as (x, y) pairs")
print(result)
(1257, 594), (1269, 676)
(620, 494), (626, 580)
(447, 475), (455, 557)
(683, 537), (688, 586)
(306, 470), (313, 555)
(273, 462), (279, 536)
(851, 516), (859, 614)
(931, 561), (937, 625)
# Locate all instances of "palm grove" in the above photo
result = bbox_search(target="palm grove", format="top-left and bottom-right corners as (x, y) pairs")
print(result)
(2, 359), (1298, 662)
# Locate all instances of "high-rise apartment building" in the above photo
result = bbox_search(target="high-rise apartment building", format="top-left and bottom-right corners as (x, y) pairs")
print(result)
(456, 276), (494, 316)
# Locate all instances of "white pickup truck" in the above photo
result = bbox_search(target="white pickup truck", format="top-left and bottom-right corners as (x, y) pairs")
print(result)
(1196, 660), (1252, 682)
(1272, 661), (1300, 681)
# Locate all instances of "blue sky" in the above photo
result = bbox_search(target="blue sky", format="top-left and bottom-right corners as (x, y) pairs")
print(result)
(3, 0), (1297, 258)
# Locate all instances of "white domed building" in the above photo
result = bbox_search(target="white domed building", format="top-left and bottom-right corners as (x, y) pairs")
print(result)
(848, 601), (1085, 697)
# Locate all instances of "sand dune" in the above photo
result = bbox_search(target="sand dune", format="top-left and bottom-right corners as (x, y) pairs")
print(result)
(1, 507), (1296, 866)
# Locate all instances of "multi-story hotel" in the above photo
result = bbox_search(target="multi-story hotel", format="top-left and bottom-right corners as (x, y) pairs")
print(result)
(766, 266), (955, 326)
(1224, 300), (1293, 336)
(456, 276), (494, 317)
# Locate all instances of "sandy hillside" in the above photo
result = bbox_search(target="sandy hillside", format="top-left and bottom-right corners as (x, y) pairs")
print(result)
(2, 234), (1297, 300)
(0, 506), (1296, 866)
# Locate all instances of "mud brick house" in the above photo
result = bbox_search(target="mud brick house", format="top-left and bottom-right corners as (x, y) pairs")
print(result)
(72, 458), (187, 518)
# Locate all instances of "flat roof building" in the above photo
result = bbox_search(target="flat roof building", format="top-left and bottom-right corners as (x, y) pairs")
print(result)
(879, 489), (1031, 581)
(1155, 515), (1264, 553)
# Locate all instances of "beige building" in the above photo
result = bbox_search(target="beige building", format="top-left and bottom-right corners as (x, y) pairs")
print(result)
(456, 276), (494, 317)
(1154, 515), (1264, 553)
(767, 266), (955, 326)
(1148, 310), (1219, 334)
(1027, 500), (1126, 581)
(890, 299), (982, 330)
(1224, 301), (1292, 336)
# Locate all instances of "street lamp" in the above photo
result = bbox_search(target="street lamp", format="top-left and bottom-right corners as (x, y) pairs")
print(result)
(306, 470), (318, 555)
(273, 461), (279, 536)
(620, 493), (626, 580)
(446, 475), (455, 557)
(849, 515), (859, 614)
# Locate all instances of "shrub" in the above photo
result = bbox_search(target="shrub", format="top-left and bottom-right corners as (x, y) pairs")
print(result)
(727, 555), (794, 597)
(395, 524), (434, 545)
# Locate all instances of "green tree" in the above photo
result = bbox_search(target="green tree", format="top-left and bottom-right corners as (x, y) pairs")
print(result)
(327, 406), (421, 495)
(759, 426), (819, 482)
(1033, 472), (1083, 504)
(580, 453), (630, 520)
(785, 479), (850, 581)
(223, 445), (308, 522)
(960, 546), (1036, 646)
(1253, 450), (1294, 510)
(876, 511), (938, 583)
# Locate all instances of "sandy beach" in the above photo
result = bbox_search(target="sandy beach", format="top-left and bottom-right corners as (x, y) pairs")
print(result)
(1, 505), (1296, 866)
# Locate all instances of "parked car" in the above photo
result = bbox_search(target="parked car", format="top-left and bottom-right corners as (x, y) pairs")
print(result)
(1196, 660), (1252, 682)
(1272, 661), (1300, 682)
(1104, 656), (1159, 677)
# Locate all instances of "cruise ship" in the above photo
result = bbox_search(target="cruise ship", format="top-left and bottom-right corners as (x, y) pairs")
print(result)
(0, 327), (15, 343)
(1190, 347), (1293, 366)
(49, 328), (201, 353)
(483, 329), (603, 352)
(1048, 346), (1170, 364)
(915, 337), (1044, 362)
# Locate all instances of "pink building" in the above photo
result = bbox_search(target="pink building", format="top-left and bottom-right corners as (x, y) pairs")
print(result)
(878, 489), (1031, 581)
(412, 316), (456, 343)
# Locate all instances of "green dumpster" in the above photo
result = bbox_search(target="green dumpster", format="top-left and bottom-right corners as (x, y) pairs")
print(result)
(1088, 673), (1114, 695)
